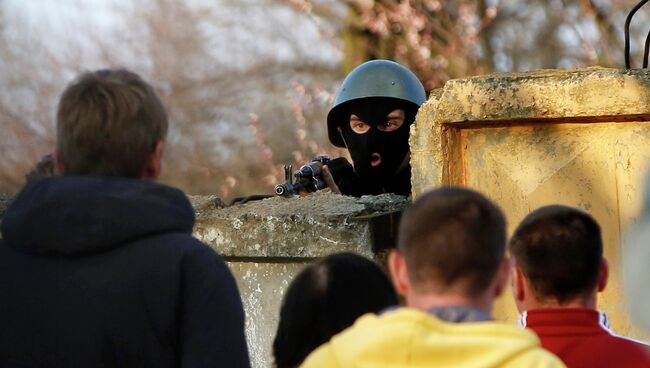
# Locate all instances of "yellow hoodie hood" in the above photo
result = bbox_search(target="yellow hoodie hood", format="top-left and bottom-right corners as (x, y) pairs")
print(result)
(301, 307), (564, 368)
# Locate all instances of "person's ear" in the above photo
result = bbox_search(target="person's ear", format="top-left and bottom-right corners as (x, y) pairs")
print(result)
(597, 258), (608, 293)
(511, 262), (526, 303)
(493, 257), (511, 298)
(388, 250), (410, 297)
(142, 141), (165, 180)
(53, 150), (64, 175)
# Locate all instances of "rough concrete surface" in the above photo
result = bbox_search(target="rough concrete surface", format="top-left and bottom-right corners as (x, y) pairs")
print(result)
(228, 261), (308, 368)
(193, 192), (409, 259)
(411, 67), (650, 197)
(188, 194), (226, 213)
(411, 66), (650, 341)
(437, 67), (650, 124)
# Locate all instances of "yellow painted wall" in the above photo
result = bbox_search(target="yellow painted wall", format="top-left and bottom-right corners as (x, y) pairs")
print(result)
(410, 67), (650, 339)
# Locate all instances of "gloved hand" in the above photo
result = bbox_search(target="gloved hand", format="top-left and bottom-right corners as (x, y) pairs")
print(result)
(322, 157), (363, 196)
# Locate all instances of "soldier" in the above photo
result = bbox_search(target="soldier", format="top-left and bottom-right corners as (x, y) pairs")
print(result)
(323, 59), (426, 197)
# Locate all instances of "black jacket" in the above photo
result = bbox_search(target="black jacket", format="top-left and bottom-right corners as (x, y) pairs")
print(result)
(0, 176), (250, 368)
(327, 157), (411, 196)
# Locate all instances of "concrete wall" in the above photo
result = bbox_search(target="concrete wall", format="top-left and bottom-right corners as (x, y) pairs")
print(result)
(410, 66), (650, 340)
(190, 192), (408, 367)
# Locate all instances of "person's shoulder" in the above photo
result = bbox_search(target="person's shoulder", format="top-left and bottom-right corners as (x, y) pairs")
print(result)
(300, 308), (437, 367)
(605, 333), (650, 361)
(299, 311), (394, 368)
(301, 309), (567, 368)
(492, 322), (565, 368)
(449, 319), (565, 367)
(138, 230), (208, 252)
(165, 234), (226, 266)
(134, 231), (227, 272)
(608, 331), (650, 347)
(507, 347), (566, 368)
(158, 232), (214, 252)
(300, 342), (340, 368)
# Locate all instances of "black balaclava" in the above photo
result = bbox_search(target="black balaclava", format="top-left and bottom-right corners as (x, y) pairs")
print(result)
(340, 97), (417, 193)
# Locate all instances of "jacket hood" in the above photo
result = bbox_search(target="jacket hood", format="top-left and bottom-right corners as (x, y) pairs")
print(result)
(302, 308), (563, 367)
(1, 176), (195, 256)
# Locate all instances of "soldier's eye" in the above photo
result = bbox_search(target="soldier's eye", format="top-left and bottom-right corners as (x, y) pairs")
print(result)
(349, 115), (370, 134)
(378, 109), (405, 132)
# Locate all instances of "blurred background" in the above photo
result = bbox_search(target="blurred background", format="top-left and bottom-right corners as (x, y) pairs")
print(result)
(1, 0), (648, 202)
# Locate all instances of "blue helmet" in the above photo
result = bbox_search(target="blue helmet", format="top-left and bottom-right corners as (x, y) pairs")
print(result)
(327, 60), (426, 147)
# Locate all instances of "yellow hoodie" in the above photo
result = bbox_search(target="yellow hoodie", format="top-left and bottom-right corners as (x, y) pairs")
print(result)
(301, 308), (565, 368)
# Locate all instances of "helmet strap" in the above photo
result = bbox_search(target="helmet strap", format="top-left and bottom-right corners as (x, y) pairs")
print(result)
(337, 126), (360, 177)
(337, 127), (351, 151)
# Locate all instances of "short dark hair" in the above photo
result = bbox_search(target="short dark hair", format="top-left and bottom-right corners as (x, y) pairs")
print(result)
(56, 69), (168, 178)
(509, 205), (602, 304)
(397, 187), (506, 297)
(272, 252), (397, 368)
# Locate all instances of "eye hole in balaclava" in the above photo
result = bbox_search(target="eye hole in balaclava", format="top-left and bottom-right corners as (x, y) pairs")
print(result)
(340, 97), (417, 188)
(350, 109), (404, 134)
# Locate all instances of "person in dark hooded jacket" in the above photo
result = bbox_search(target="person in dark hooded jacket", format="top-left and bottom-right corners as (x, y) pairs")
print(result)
(0, 69), (250, 368)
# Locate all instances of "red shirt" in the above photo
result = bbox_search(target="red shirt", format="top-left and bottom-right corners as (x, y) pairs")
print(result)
(521, 308), (650, 368)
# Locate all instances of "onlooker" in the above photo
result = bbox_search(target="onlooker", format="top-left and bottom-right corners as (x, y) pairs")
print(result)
(510, 205), (650, 368)
(0, 69), (250, 367)
(273, 252), (397, 368)
(301, 187), (563, 367)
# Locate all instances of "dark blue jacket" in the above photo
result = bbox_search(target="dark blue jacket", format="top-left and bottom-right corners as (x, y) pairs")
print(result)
(0, 176), (250, 368)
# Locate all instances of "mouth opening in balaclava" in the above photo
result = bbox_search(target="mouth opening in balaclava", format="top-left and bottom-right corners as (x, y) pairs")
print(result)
(340, 97), (417, 189)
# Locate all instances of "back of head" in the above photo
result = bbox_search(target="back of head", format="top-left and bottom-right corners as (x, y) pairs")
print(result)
(397, 187), (506, 297)
(56, 69), (168, 178)
(509, 205), (602, 304)
(273, 252), (397, 368)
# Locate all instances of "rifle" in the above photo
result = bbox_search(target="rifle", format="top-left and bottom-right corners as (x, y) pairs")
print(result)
(274, 156), (331, 197)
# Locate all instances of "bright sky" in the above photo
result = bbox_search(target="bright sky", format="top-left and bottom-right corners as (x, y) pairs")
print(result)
(3, 0), (342, 71)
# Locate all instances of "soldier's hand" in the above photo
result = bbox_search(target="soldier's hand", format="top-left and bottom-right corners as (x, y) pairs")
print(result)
(321, 165), (341, 194)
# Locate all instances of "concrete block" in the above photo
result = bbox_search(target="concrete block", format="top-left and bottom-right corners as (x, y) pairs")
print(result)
(410, 66), (650, 341)
(193, 192), (408, 259)
(193, 192), (408, 367)
(228, 261), (308, 368)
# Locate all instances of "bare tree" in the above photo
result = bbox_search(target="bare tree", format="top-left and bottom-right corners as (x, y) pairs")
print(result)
(2, 0), (647, 200)
(293, 0), (644, 89)
(0, 0), (345, 200)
